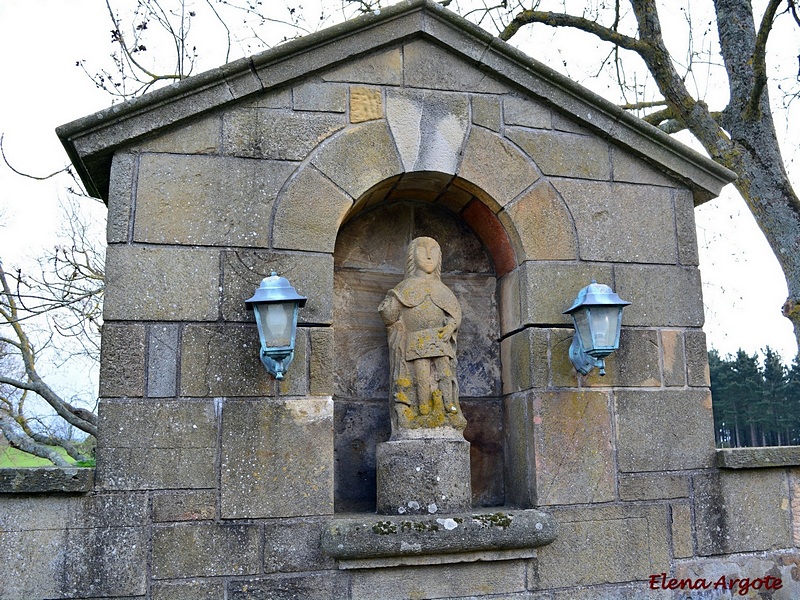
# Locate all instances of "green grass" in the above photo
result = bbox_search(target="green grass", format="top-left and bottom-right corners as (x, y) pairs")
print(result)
(0, 446), (78, 468)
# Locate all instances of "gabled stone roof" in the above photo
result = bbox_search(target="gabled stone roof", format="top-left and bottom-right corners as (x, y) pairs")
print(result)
(57, 0), (734, 202)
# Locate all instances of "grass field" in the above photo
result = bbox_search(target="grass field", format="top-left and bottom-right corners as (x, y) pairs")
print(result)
(0, 446), (77, 468)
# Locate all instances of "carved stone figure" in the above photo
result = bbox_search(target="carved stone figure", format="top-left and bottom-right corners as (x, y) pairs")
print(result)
(379, 237), (467, 436)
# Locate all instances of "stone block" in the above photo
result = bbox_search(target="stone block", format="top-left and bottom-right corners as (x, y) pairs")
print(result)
(133, 114), (221, 153)
(614, 265), (704, 327)
(472, 94), (501, 131)
(134, 153), (294, 247)
(350, 560), (527, 600)
(532, 390), (615, 506)
(221, 250), (334, 325)
(312, 120), (403, 200)
(222, 107), (345, 160)
(717, 446), (800, 469)
(220, 397), (334, 518)
(462, 399), (505, 508)
(518, 261), (614, 327)
(503, 181), (577, 261)
(404, 39), (508, 93)
(147, 323), (179, 398)
(273, 166), (354, 253)
(615, 389), (715, 472)
(98, 447), (216, 491)
(671, 502), (694, 559)
(458, 128), (539, 209)
(264, 518), (335, 573)
(99, 322), (145, 397)
(293, 80), (346, 112)
(152, 579), (223, 600)
(552, 180), (677, 264)
(499, 268), (522, 335)
(503, 394), (535, 508)
(552, 585), (666, 599)
(104, 245), (219, 321)
(0, 467), (93, 494)
(504, 96), (552, 128)
(661, 329), (687, 386)
(350, 86), (383, 122)
(107, 152), (135, 243)
(611, 146), (678, 187)
(694, 470), (792, 555)
(229, 573), (350, 600)
(152, 522), (260, 578)
(334, 202), (412, 271)
(508, 129), (611, 180)
(792, 469), (800, 546)
(685, 329), (710, 386)
(537, 504), (669, 588)
(386, 88), (469, 173)
(501, 327), (548, 393)
(674, 188), (700, 265)
(618, 473), (689, 501)
(152, 490), (216, 522)
(322, 47), (403, 85)
(309, 327), (334, 396)
(462, 200), (517, 276)
(242, 87), (293, 108)
(0, 528), (68, 599)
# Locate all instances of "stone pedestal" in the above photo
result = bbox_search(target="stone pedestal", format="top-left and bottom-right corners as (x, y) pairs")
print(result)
(376, 438), (471, 515)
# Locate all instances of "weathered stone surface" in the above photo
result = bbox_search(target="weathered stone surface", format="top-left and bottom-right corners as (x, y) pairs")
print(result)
(334, 202), (413, 272)
(537, 504), (669, 588)
(104, 245), (219, 321)
(107, 152), (135, 243)
(661, 329), (687, 386)
(501, 327), (548, 393)
(0, 467), (93, 494)
(503, 181), (577, 261)
(615, 389), (715, 472)
(386, 88), (469, 173)
(694, 470), (792, 555)
(532, 391), (615, 506)
(611, 146), (678, 187)
(312, 120), (403, 200)
(0, 528), (70, 599)
(99, 322), (146, 397)
(243, 87), (292, 108)
(404, 39), (508, 93)
(293, 80), (346, 112)
(133, 114), (221, 153)
(471, 94), (501, 131)
(350, 560), (527, 600)
(508, 129), (611, 181)
(792, 469), (800, 546)
(273, 166), (353, 253)
(222, 107), (345, 159)
(350, 86), (383, 122)
(462, 399), (504, 508)
(552, 585), (666, 600)
(614, 265), (704, 327)
(684, 329), (711, 386)
(152, 522), (260, 578)
(220, 398), (334, 518)
(152, 579), (223, 600)
(264, 518), (335, 573)
(322, 47), (403, 85)
(671, 502), (694, 559)
(460, 200), (517, 276)
(134, 153), (294, 247)
(717, 446), (800, 469)
(221, 250), (333, 324)
(229, 573), (350, 600)
(552, 180), (677, 263)
(458, 128), (539, 209)
(499, 268), (522, 335)
(504, 96), (551, 128)
(147, 323), (179, 398)
(674, 188), (700, 266)
(618, 473), (689, 501)
(309, 327), (334, 396)
(152, 490), (216, 522)
(98, 447), (216, 491)
(503, 394), (536, 508)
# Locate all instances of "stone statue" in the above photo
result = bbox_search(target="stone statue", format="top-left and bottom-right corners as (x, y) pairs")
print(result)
(379, 237), (467, 436)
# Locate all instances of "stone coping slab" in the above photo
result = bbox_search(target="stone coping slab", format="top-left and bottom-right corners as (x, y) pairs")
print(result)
(322, 508), (556, 568)
(0, 467), (94, 494)
(717, 446), (800, 469)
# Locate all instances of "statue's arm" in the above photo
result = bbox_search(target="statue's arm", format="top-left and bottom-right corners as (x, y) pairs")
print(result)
(379, 292), (401, 326)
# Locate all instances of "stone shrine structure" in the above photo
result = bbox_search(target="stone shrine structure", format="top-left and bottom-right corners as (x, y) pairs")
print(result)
(1, 1), (799, 598)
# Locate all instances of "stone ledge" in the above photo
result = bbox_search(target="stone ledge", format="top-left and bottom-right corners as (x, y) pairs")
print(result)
(717, 446), (800, 469)
(322, 508), (557, 569)
(0, 467), (94, 494)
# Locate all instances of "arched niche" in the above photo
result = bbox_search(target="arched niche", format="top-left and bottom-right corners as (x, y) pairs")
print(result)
(332, 172), (516, 513)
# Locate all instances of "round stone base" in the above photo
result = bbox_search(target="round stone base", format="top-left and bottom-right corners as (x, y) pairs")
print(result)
(376, 438), (471, 515)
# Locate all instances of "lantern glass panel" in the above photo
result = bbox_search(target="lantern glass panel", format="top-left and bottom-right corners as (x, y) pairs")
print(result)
(589, 305), (621, 352)
(255, 302), (295, 348)
(573, 308), (593, 351)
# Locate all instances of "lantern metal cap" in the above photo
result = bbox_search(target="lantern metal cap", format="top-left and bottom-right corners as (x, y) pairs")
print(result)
(245, 271), (307, 309)
(563, 280), (630, 315)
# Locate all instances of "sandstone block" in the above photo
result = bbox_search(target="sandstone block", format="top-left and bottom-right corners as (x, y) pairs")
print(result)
(499, 268), (522, 335)
(99, 322), (146, 397)
(615, 389), (715, 472)
(228, 573), (350, 600)
(671, 502), (694, 559)
(552, 180), (677, 263)
(220, 397), (334, 518)
(152, 490), (216, 522)
(501, 327), (548, 393)
(293, 80), (346, 112)
(322, 47), (403, 85)
(674, 188), (700, 265)
(107, 153), (135, 243)
(508, 129), (611, 180)
(471, 94), (501, 131)
(309, 327), (334, 396)
(462, 399), (505, 508)
(97, 447), (216, 491)
(264, 518), (335, 573)
(152, 579), (223, 600)
(243, 87), (292, 108)
(152, 522), (260, 578)
(503, 394), (535, 508)
(504, 95), (551, 128)
(462, 200), (517, 276)
(222, 107), (345, 160)
(104, 245), (219, 321)
(614, 265), (704, 327)
(404, 39), (508, 93)
(610, 146), (678, 187)
(147, 323), (179, 398)
(133, 114), (221, 154)
(661, 329), (687, 386)
(350, 86), (383, 122)
(0, 467), (93, 494)
(685, 329), (711, 386)
(618, 473), (689, 501)
(134, 153), (295, 247)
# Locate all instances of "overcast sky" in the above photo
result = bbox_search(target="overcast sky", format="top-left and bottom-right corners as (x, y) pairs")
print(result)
(0, 0), (797, 392)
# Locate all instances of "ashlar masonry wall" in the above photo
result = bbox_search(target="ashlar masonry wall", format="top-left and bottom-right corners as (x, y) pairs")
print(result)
(1, 1), (798, 598)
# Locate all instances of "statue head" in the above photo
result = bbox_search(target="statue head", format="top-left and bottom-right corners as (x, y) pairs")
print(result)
(405, 237), (442, 279)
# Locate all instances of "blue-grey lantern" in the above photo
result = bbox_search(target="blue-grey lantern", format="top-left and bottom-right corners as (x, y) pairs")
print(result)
(563, 280), (630, 376)
(245, 272), (307, 380)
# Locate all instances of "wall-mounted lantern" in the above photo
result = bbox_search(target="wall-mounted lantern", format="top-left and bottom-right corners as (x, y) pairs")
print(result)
(563, 280), (630, 376)
(245, 272), (307, 380)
